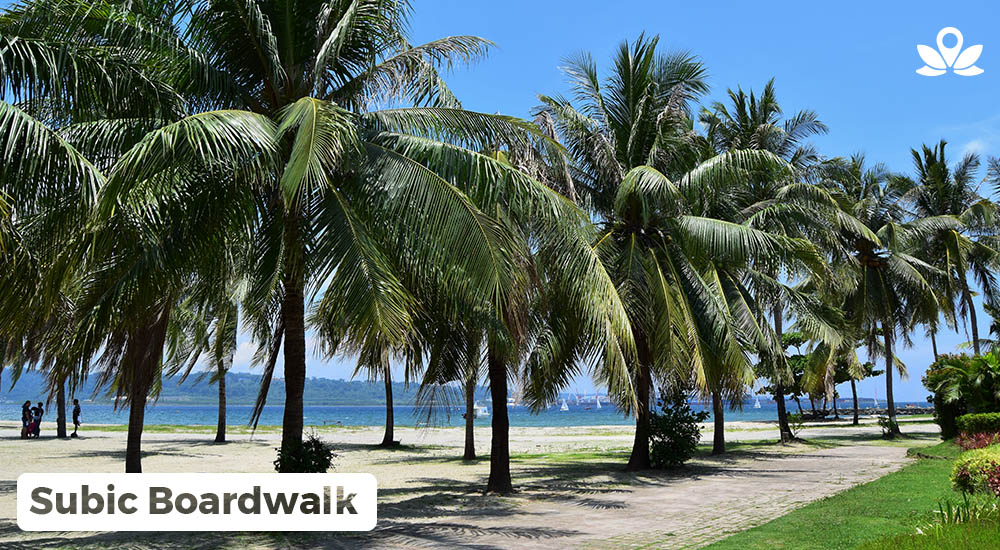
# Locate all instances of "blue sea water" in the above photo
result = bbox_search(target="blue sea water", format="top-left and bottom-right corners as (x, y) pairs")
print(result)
(0, 399), (926, 428)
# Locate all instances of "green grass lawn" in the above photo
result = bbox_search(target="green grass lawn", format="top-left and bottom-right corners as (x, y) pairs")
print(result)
(702, 440), (983, 550)
(857, 523), (1000, 549)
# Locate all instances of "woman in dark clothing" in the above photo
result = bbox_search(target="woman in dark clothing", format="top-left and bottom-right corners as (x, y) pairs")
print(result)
(72, 399), (81, 437)
(21, 400), (31, 439)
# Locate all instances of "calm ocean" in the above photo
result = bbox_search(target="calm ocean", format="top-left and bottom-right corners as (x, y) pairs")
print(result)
(0, 399), (927, 428)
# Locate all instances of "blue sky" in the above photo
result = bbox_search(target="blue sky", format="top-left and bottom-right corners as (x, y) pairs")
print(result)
(250, 0), (1000, 403)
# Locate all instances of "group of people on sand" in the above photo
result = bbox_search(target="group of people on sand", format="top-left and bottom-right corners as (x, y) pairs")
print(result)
(20, 399), (82, 439)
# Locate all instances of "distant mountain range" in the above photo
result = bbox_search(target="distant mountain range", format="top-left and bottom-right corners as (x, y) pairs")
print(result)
(1, 370), (491, 406)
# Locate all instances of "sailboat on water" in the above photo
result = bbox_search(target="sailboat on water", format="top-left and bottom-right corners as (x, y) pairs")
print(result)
(560, 398), (569, 412)
(595, 395), (602, 410)
(753, 396), (761, 409)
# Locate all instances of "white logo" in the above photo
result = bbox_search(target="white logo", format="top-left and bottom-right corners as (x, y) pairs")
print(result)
(917, 27), (983, 76)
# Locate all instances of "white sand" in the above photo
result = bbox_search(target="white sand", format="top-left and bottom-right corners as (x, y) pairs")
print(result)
(0, 419), (940, 549)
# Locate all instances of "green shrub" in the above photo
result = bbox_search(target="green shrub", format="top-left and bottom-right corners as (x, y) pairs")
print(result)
(787, 412), (804, 438)
(273, 432), (336, 473)
(649, 386), (709, 468)
(951, 446), (1000, 497)
(958, 413), (1000, 435)
(879, 415), (900, 438)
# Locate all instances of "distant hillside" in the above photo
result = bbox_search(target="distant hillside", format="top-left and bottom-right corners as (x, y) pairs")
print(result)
(1, 370), (489, 406)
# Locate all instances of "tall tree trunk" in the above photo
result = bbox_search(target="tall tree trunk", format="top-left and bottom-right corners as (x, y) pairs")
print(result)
(279, 213), (307, 467)
(850, 378), (859, 425)
(380, 372), (395, 447)
(215, 371), (227, 443)
(883, 323), (901, 436)
(795, 397), (803, 415)
(463, 371), (476, 460)
(712, 391), (725, 455)
(963, 285), (981, 356)
(125, 306), (171, 473)
(773, 306), (793, 442)
(626, 336), (652, 470)
(831, 393), (838, 418)
(930, 329), (939, 361)
(809, 396), (816, 413)
(56, 377), (67, 438)
(486, 350), (512, 494)
(125, 389), (147, 473)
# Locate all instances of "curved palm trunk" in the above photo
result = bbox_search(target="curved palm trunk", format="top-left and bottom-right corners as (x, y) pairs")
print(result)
(882, 323), (901, 436)
(380, 373), (395, 447)
(626, 336), (652, 470)
(772, 307), (792, 442)
(464, 372), (476, 460)
(711, 391), (725, 455)
(963, 286), (981, 356)
(930, 329), (939, 361)
(851, 378), (860, 425)
(56, 378), (67, 438)
(486, 351), (512, 494)
(215, 371), (226, 443)
(279, 213), (307, 468)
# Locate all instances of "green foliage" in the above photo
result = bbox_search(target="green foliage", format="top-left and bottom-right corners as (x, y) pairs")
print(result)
(958, 413), (1000, 435)
(951, 446), (1000, 497)
(924, 353), (1000, 439)
(273, 432), (336, 473)
(879, 416), (900, 438)
(787, 413), (805, 438)
(649, 387), (709, 468)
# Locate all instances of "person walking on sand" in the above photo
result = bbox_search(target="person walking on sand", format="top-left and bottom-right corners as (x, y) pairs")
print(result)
(71, 399), (82, 438)
(21, 400), (31, 439)
(30, 402), (44, 438)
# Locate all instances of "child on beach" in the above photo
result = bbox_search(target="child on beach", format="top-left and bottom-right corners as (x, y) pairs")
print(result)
(72, 399), (81, 437)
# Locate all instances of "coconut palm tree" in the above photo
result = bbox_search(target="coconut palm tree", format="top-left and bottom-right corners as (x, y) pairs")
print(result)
(902, 140), (999, 356)
(698, 78), (835, 443)
(536, 35), (829, 460)
(2, 0), (631, 470)
(820, 154), (948, 435)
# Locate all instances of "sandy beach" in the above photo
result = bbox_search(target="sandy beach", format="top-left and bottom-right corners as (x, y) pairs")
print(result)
(0, 418), (941, 549)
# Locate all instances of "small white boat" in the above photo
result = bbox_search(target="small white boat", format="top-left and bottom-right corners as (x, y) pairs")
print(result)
(474, 402), (490, 418)
(595, 396), (602, 410)
(560, 398), (569, 412)
(753, 396), (761, 409)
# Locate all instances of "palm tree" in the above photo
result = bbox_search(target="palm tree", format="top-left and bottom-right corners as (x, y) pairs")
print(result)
(902, 140), (999, 356)
(820, 154), (947, 435)
(699, 78), (832, 443)
(536, 35), (827, 460)
(3, 0), (619, 469)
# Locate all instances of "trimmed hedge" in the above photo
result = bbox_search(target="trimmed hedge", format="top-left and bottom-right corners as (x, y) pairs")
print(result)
(957, 413), (1000, 434)
(951, 446), (1000, 497)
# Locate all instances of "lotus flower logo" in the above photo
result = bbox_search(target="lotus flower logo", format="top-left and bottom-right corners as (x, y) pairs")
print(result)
(917, 27), (983, 76)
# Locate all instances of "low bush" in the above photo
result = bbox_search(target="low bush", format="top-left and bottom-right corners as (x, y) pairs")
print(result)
(879, 416), (899, 438)
(957, 431), (1000, 451)
(273, 432), (336, 473)
(787, 412), (804, 438)
(951, 446), (1000, 497)
(958, 412), (1000, 435)
(649, 386), (709, 468)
